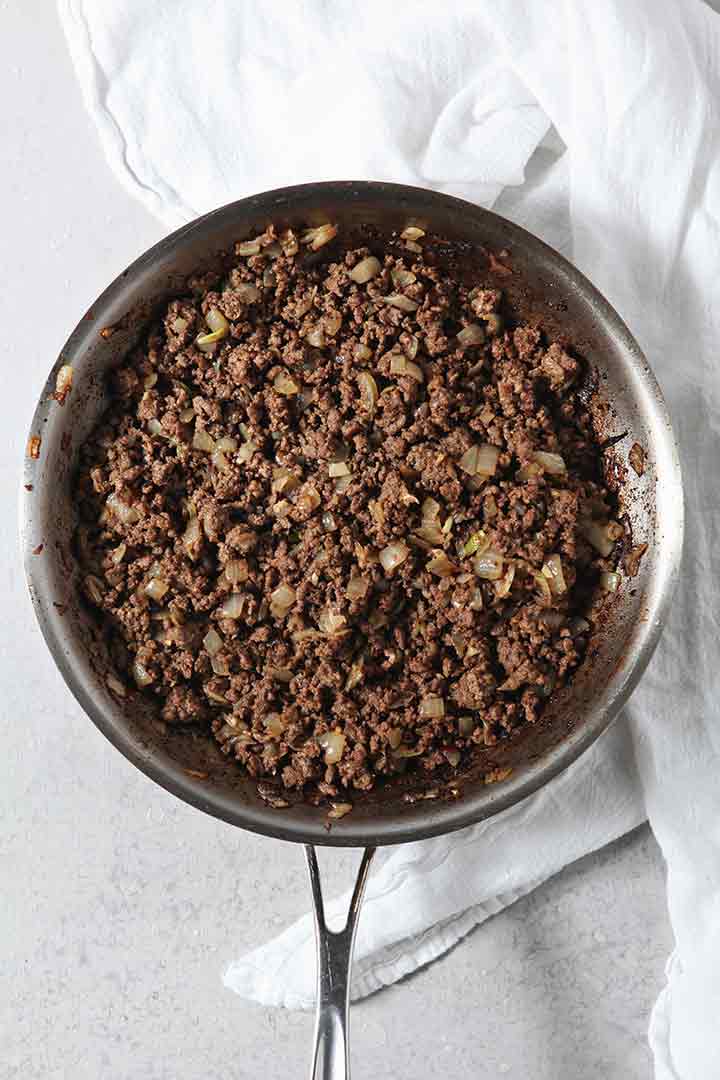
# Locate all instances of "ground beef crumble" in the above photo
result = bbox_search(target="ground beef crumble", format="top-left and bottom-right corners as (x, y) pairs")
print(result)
(74, 223), (628, 801)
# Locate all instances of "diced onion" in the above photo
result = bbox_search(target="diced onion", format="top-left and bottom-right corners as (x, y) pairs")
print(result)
(131, 658), (154, 688)
(459, 443), (500, 478)
(600, 571), (620, 592)
(388, 727), (403, 750)
(401, 227), (425, 240)
(533, 571), (553, 604)
(324, 311), (342, 337)
(391, 268), (416, 288)
(427, 551), (456, 578)
(473, 549), (504, 580)
(420, 695), (445, 719)
(106, 673), (126, 697)
(182, 513), (202, 560)
(272, 467), (301, 494)
(211, 656), (230, 676)
(329, 461), (351, 478)
(107, 492), (141, 525)
(422, 497), (441, 522)
(458, 715), (475, 735)
(264, 713), (286, 737)
(84, 575), (104, 606)
(215, 436), (238, 453)
(270, 583), (296, 618)
(357, 370), (378, 412)
(318, 730), (345, 765)
(298, 484), (321, 512)
(494, 563), (516, 598)
(335, 475), (352, 494)
(237, 440), (258, 464)
(328, 802), (353, 819)
(225, 559), (249, 585)
(542, 554), (567, 595)
(146, 418), (165, 437)
(305, 325), (326, 349)
(218, 593), (246, 619)
(354, 343), (373, 362)
(379, 542), (410, 573)
(469, 587), (484, 611)
(347, 575), (370, 600)
(318, 609), (348, 636)
(414, 523), (446, 546)
(144, 577), (169, 602)
(403, 334), (419, 360)
(301, 223), (338, 250)
(533, 450), (566, 475)
(389, 353), (424, 381)
(111, 543), (127, 565)
(580, 519), (615, 557)
(445, 749), (461, 767)
(349, 256), (381, 284)
(236, 239), (261, 256)
(192, 428), (215, 453)
(203, 628), (223, 656)
(179, 407), (195, 423)
(462, 530), (490, 557)
(273, 372), (301, 396)
(322, 512), (336, 531)
(457, 324), (486, 347)
(382, 293), (419, 313)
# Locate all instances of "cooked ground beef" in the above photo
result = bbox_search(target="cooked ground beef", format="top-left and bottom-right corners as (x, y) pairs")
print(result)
(74, 223), (626, 800)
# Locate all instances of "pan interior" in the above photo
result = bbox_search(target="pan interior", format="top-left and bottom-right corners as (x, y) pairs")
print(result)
(21, 182), (682, 846)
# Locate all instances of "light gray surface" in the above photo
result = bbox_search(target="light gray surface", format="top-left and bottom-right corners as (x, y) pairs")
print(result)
(1, 5), (673, 1078)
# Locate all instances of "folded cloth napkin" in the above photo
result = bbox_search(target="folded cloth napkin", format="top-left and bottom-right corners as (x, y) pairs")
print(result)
(59, 0), (720, 1074)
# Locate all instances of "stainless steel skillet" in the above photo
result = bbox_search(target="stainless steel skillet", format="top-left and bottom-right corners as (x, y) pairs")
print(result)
(21, 181), (683, 1078)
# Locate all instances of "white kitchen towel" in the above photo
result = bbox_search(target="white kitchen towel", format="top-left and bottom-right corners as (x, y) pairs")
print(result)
(58, 1), (720, 1076)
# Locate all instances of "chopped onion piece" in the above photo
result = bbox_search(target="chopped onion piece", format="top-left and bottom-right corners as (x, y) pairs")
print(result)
(111, 542), (127, 565)
(349, 256), (381, 284)
(84, 575), (104, 606)
(414, 523), (446, 546)
(404, 240), (422, 253)
(473, 549), (504, 580)
(131, 658), (154, 687)
(542, 554), (567, 595)
(318, 729), (345, 764)
(270, 583), (296, 618)
(218, 593), (246, 619)
(347, 575), (370, 600)
(182, 512), (202, 560)
(215, 436), (238, 453)
(445, 749), (461, 767)
(354, 343), (372, 362)
(329, 461), (351, 478)
(388, 728), (403, 750)
(225, 559), (249, 585)
(272, 467), (301, 494)
(264, 713), (286, 737)
(427, 550), (456, 577)
(494, 563), (516, 598)
(106, 673), (126, 697)
(458, 715), (475, 736)
(403, 334), (419, 360)
(379, 541), (410, 574)
(533, 450), (566, 475)
(144, 577), (169, 602)
(420, 695), (445, 719)
(580, 519), (615, 557)
(263, 269), (277, 287)
(237, 440), (258, 464)
(298, 483), (321, 512)
(389, 353), (424, 381)
(533, 571), (553, 604)
(203, 628), (223, 656)
(328, 802), (353, 819)
(382, 293), (419, 313)
(211, 656), (230, 676)
(179, 407), (195, 423)
(391, 268), (416, 288)
(401, 226), (425, 240)
(107, 492), (141, 525)
(324, 311), (342, 337)
(457, 324), (486, 347)
(305, 325), (326, 349)
(146, 418), (165, 437)
(192, 428), (215, 453)
(273, 372), (301, 396)
(236, 239), (261, 256)
(357, 370), (378, 412)
(462, 530), (490, 557)
(469, 587), (484, 610)
(322, 512), (336, 531)
(301, 223), (338, 250)
(318, 609), (348, 636)
(335, 475), (352, 494)
(485, 313), (504, 336)
(600, 570), (620, 592)
(422, 497), (441, 522)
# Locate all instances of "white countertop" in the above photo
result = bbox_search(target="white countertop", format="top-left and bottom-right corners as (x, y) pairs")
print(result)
(1, 6), (672, 1077)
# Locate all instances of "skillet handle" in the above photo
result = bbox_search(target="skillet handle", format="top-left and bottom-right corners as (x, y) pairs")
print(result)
(306, 845), (376, 1080)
